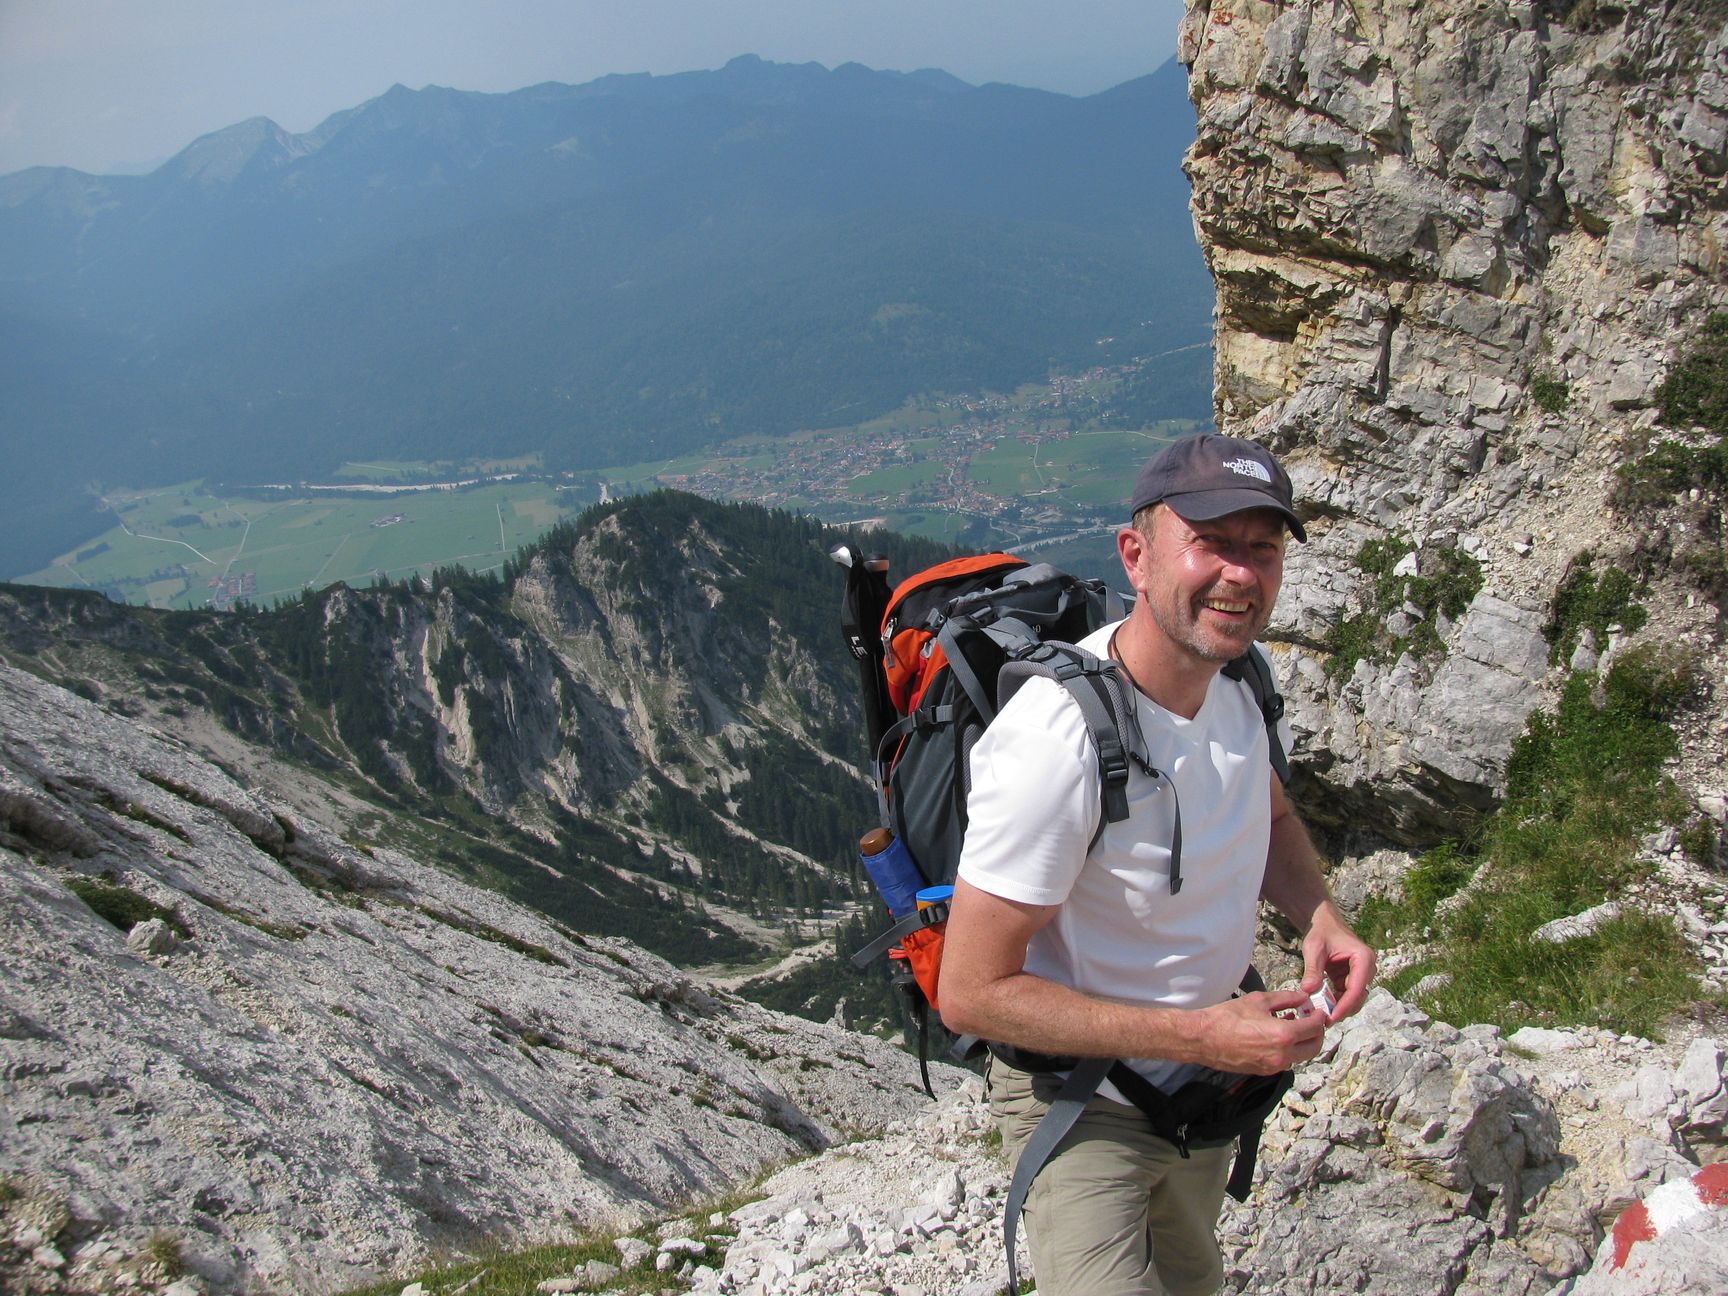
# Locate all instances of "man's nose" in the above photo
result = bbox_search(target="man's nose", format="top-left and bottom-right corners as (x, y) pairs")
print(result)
(1218, 546), (1258, 583)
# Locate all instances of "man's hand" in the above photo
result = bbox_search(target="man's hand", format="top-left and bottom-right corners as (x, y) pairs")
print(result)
(1263, 775), (1377, 1025)
(1299, 902), (1377, 1024)
(1192, 990), (1329, 1074)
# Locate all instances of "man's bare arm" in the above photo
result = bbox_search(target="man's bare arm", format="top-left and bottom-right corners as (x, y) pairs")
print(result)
(1260, 775), (1377, 1021)
(937, 878), (1327, 1075)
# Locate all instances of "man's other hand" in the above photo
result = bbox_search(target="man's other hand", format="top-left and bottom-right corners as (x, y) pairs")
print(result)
(1300, 902), (1377, 1023)
(1194, 990), (1328, 1074)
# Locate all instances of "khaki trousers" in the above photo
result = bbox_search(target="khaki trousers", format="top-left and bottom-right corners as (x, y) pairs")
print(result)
(990, 1058), (1231, 1296)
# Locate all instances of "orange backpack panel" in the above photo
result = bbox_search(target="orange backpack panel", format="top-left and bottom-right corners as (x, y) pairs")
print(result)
(881, 553), (1026, 714)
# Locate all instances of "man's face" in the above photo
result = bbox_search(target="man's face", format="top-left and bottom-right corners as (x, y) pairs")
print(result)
(1129, 505), (1288, 665)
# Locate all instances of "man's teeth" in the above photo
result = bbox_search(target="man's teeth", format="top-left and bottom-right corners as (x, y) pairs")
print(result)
(1205, 599), (1249, 613)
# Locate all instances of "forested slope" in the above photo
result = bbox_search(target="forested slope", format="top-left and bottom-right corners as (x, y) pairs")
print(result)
(0, 493), (954, 988)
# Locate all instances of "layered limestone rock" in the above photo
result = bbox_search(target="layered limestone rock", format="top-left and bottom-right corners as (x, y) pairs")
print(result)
(0, 663), (946, 1294)
(1181, 0), (1728, 837)
(1215, 992), (1710, 1294)
(511, 995), (1725, 1296)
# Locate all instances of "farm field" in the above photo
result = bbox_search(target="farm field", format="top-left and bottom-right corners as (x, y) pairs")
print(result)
(18, 478), (599, 611)
(12, 356), (1209, 613)
(966, 426), (1184, 506)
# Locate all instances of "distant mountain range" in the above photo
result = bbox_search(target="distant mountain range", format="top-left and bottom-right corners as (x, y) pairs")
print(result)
(0, 55), (1208, 574)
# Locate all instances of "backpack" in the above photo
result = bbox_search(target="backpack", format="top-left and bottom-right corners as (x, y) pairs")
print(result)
(831, 544), (1289, 1044)
(831, 542), (1293, 1290)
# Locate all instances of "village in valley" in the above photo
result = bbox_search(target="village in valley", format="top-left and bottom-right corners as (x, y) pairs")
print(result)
(643, 357), (1202, 550)
(20, 353), (1204, 610)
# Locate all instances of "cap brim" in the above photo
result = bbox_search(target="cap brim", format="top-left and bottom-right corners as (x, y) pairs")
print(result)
(1161, 488), (1308, 542)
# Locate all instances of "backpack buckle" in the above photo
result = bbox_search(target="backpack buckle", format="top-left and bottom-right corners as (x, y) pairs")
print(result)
(1095, 734), (1129, 786)
(1012, 641), (1070, 669)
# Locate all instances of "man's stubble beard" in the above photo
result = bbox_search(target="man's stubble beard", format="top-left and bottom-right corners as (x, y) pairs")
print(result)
(1142, 583), (1273, 667)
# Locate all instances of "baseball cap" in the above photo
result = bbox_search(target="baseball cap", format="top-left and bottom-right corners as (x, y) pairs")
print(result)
(1129, 434), (1307, 542)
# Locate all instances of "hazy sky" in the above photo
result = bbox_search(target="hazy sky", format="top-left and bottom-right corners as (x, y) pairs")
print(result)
(0, 0), (1191, 176)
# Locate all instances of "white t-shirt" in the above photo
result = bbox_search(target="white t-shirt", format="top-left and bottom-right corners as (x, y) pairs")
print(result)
(955, 620), (1278, 1093)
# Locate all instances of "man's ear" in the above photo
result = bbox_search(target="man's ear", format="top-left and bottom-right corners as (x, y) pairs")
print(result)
(1117, 524), (1150, 599)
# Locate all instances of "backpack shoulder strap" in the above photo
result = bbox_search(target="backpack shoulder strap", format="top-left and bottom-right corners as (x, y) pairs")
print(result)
(1221, 643), (1290, 786)
(996, 641), (1140, 824)
(996, 642), (1187, 894)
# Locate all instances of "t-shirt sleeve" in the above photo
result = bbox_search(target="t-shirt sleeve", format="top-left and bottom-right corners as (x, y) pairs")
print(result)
(955, 677), (1100, 907)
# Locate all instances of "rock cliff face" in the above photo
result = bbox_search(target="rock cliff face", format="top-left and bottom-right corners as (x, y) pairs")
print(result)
(1181, 0), (1728, 839)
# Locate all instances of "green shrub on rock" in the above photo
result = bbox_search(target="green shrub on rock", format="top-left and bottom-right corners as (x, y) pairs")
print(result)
(1322, 535), (1483, 679)
(1373, 645), (1704, 1036)
(1544, 552), (1648, 666)
(1616, 312), (1728, 510)
(1530, 372), (1571, 413)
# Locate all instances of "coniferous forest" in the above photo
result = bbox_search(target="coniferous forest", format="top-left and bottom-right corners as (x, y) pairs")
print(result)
(0, 493), (968, 1035)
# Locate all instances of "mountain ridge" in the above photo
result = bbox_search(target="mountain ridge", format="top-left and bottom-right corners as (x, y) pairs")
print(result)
(0, 55), (1210, 576)
(0, 494), (958, 990)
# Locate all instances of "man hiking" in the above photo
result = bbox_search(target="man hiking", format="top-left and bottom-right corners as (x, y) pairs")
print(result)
(938, 433), (1376, 1296)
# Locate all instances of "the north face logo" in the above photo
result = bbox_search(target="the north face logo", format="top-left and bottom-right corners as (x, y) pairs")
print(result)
(1222, 456), (1273, 483)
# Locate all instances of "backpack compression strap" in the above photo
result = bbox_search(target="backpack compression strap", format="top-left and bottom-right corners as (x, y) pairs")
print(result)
(847, 899), (947, 968)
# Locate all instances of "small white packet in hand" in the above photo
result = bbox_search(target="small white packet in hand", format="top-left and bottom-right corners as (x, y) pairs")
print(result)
(1311, 982), (1338, 1020)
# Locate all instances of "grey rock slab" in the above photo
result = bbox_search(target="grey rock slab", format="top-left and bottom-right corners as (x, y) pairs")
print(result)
(1508, 1027), (1587, 1055)
(614, 1236), (652, 1268)
(0, 663), (938, 1294)
(1533, 903), (1626, 945)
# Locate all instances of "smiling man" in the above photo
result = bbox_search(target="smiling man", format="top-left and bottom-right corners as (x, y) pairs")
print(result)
(939, 433), (1375, 1296)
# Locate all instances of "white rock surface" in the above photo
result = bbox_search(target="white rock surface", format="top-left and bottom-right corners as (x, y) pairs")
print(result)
(0, 663), (949, 1293)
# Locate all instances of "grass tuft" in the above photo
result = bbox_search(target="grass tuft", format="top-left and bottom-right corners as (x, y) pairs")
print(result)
(65, 877), (190, 939)
(1374, 645), (1704, 1036)
(144, 1232), (184, 1278)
